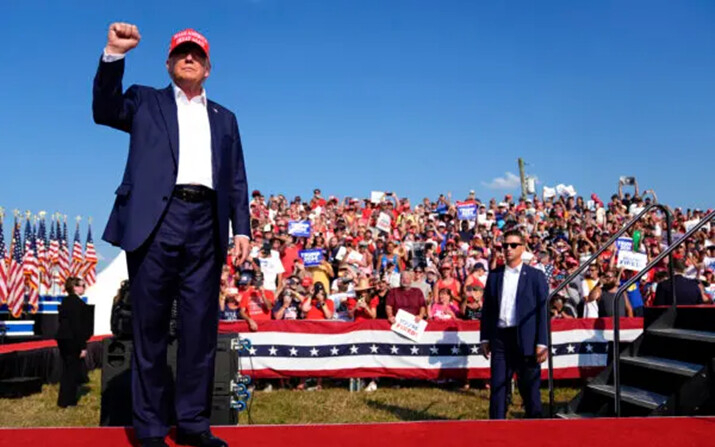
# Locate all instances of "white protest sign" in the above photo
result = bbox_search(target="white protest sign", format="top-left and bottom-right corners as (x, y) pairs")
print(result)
(346, 250), (363, 265)
(617, 251), (648, 272)
(376, 212), (392, 233)
(335, 246), (347, 261)
(371, 191), (386, 204)
(684, 219), (710, 233)
(556, 184), (577, 197)
(390, 309), (428, 342)
(543, 186), (556, 199)
(684, 219), (700, 232)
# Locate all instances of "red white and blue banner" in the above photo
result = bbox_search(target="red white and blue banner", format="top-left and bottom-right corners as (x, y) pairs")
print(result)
(219, 318), (644, 380)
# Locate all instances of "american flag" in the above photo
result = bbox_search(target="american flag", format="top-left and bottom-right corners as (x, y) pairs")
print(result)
(36, 215), (51, 290)
(7, 218), (26, 318)
(0, 215), (8, 305)
(22, 218), (40, 313)
(22, 216), (33, 277)
(58, 217), (70, 289)
(49, 216), (59, 289)
(82, 223), (98, 287)
(70, 220), (83, 277)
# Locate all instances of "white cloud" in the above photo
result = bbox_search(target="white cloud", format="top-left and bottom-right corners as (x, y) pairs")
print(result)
(482, 172), (521, 190)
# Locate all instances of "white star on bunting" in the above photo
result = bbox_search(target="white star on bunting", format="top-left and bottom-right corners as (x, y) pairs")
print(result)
(566, 344), (576, 354)
(451, 345), (460, 355)
(390, 345), (399, 354)
(268, 346), (277, 356)
(248, 347), (257, 356)
(410, 346), (419, 355)
(585, 344), (594, 353)
(350, 345), (359, 354)
(289, 347), (298, 356)
(330, 347), (339, 356)
(470, 345), (480, 354)
(310, 348), (319, 356)
(370, 345), (379, 354)
(429, 346), (439, 355)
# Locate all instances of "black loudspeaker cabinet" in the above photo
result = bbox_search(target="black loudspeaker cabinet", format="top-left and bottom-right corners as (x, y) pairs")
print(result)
(100, 334), (238, 427)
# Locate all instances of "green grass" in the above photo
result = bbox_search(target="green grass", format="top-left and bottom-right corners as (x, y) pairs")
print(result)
(0, 370), (580, 427)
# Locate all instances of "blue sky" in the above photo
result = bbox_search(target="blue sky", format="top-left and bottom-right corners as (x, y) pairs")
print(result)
(1, 1), (713, 265)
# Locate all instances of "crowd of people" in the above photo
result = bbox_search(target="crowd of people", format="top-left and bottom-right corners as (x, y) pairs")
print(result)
(219, 183), (715, 326)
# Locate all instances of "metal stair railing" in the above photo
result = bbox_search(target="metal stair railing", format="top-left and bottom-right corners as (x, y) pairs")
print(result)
(545, 203), (674, 417)
(612, 209), (715, 417)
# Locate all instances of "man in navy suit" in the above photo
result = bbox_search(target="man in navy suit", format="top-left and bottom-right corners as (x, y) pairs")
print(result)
(93, 23), (250, 447)
(653, 259), (705, 306)
(480, 229), (549, 419)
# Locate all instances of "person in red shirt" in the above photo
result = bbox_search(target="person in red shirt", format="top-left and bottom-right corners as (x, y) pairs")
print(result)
(434, 262), (462, 302)
(239, 273), (275, 331)
(302, 282), (334, 319)
(347, 278), (378, 321)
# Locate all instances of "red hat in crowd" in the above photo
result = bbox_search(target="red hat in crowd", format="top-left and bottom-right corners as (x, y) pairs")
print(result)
(169, 28), (210, 58)
(301, 276), (313, 288)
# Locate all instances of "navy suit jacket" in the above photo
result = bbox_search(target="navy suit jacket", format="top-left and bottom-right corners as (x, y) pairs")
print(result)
(92, 57), (250, 256)
(480, 264), (549, 356)
(653, 275), (703, 306)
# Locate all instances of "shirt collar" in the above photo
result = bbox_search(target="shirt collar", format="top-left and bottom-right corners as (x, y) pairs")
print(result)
(172, 83), (207, 106)
(505, 262), (523, 274)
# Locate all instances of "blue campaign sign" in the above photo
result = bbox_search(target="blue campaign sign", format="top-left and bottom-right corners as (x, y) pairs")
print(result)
(457, 203), (477, 220)
(288, 221), (311, 238)
(299, 249), (324, 267)
(616, 237), (633, 252)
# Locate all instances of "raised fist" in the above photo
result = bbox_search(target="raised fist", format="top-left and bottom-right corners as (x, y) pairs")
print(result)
(105, 22), (141, 55)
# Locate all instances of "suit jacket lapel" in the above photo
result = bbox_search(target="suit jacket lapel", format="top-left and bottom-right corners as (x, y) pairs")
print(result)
(156, 86), (179, 166)
(207, 100), (221, 189)
(515, 265), (528, 316)
(496, 268), (504, 311)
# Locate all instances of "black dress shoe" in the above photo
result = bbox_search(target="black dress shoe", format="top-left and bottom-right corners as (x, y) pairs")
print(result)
(140, 437), (169, 447)
(176, 431), (228, 447)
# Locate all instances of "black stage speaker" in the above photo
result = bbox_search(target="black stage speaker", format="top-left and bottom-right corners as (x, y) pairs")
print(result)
(100, 334), (238, 427)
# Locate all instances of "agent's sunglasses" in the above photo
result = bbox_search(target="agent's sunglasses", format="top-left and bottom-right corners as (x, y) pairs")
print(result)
(502, 243), (523, 250)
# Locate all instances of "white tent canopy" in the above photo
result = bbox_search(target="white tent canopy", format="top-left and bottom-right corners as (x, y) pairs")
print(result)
(85, 251), (128, 336)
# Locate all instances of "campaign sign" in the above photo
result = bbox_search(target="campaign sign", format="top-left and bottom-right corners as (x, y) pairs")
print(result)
(615, 237), (633, 252)
(376, 212), (392, 233)
(617, 251), (648, 272)
(391, 309), (428, 342)
(288, 221), (311, 238)
(457, 202), (477, 221)
(299, 249), (324, 267)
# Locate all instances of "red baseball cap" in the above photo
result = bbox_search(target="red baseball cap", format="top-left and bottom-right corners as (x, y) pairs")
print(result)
(169, 28), (210, 58)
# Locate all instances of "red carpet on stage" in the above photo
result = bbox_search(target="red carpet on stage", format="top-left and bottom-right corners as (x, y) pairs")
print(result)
(1, 417), (713, 447)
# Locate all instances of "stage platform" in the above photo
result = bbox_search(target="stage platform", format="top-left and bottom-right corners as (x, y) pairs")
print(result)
(1, 417), (713, 447)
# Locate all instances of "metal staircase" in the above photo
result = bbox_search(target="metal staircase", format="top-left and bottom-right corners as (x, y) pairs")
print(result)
(556, 209), (715, 418)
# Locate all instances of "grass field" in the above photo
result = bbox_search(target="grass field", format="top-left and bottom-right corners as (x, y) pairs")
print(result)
(0, 369), (580, 427)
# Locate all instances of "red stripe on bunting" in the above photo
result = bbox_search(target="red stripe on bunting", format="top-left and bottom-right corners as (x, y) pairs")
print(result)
(242, 366), (603, 380)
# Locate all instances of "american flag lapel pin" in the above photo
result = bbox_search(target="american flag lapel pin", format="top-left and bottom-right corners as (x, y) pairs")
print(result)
(212, 107), (218, 113)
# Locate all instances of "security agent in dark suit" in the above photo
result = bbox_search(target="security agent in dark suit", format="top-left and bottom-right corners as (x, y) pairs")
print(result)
(55, 277), (90, 408)
(654, 259), (705, 306)
(93, 23), (251, 447)
(480, 230), (549, 419)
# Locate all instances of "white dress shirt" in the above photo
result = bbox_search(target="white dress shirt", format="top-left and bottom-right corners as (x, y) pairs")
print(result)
(173, 84), (213, 188)
(498, 262), (523, 328)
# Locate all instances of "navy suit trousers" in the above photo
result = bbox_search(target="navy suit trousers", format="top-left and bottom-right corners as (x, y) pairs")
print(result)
(489, 327), (543, 419)
(127, 196), (222, 439)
